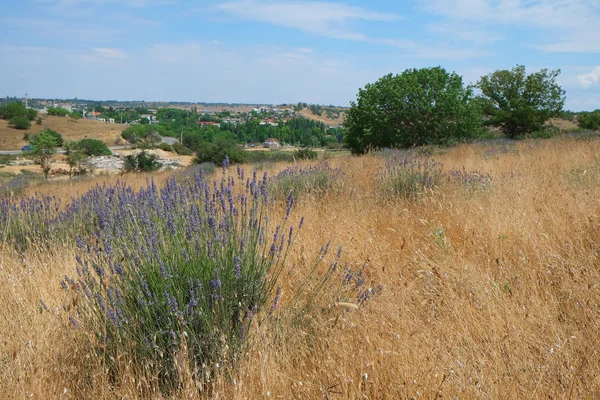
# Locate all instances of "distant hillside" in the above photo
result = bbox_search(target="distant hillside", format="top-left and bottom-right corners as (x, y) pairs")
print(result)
(298, 106), (346, 126)
(0, 115), (126, 150)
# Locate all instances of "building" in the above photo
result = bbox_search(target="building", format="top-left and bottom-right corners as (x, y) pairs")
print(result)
(263, 138), (281, 148)
(86, 111), (102, 119)
(198, 121), (221, 127)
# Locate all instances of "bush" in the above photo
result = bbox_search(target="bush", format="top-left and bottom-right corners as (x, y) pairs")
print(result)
(46, 107), (71, 117)
(158, 143), (174, 152)
(293, 148), (318, 160)
(378, 152), (443, 198)
(194, 138), (248, 165)
(245, 150), (294, 164)
(270, 162), (344, 200)
(75, 138), (112, 156)
(123, 150), (161, 173)
(173, 142), (193, 156)
(8, 116), (31, 130)
(59, 171), (304, 391)
(0, 102), (36, 121)
(345, 67), (483, 154)
(578, 110), (600, 130)
(38, 129), (64, 147)
(35, 117), (43, 125)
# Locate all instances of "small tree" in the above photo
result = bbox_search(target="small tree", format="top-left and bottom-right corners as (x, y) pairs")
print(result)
(477, 65), (566, 138)
(8, 116), (32, 130)
(344, 67), (483, 154)
(27, 130), (59, 179)
(39, 129), (64, 147)
(64, 141), (87, 177)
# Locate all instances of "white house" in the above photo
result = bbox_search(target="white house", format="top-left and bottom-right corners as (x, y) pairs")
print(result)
(263, 138), (281, 148)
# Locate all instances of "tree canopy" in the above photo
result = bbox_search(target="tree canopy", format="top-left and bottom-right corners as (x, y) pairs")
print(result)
(344, 67), (482, 154)
(477, 65), (566, 138)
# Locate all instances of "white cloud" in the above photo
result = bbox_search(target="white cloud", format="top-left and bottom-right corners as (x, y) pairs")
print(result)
(577, 67), (600, 88)
(418, 0), (600, 53)
(92, 47), (127, 59)
(218, 0), (397, 41)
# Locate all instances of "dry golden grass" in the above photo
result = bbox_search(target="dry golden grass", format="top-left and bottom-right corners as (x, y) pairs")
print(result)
(0, 115), (126, 149)
(2, 136), (600, 398)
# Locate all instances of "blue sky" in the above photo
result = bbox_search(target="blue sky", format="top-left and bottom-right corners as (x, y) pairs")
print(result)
(0, 0), (599, 110)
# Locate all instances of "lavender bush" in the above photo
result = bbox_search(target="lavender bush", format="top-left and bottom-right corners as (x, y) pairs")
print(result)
(448, 166), (494, 192)
(270, 162), (344, 200)
(55, 167), (303, 390)
(378, 152), (443, 198)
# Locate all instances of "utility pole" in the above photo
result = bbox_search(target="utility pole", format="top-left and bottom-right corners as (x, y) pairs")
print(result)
(180, 128), (183, 145)
(24, 92), (29, 108)
(120, 108), (123, 125)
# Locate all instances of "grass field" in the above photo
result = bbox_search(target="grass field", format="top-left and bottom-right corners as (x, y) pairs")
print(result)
(0, 115), (126, 150)
(1, 135), (600, 398)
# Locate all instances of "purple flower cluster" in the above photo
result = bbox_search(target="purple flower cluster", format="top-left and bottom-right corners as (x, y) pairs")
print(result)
(378, 152), (443, 198)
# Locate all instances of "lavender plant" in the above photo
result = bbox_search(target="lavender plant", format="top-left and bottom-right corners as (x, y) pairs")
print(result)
(447, 166), (494, 192)
(270, 162), (344, 200)
(55, 166), (302, 391)
(377, 153), (442, 198)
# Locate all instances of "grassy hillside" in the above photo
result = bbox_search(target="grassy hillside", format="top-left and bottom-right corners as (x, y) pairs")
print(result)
(1, 135), (600, 398)
(0, 115), (126, 149)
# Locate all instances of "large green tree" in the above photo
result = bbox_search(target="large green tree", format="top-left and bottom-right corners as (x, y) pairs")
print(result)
(344, 67), (482, 154)
(477, 65), (566, 138)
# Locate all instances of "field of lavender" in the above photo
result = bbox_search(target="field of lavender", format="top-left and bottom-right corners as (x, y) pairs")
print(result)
(2, 136), (600, 398)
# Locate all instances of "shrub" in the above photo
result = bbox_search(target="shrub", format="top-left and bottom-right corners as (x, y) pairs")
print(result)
(173, 143), (193, 156)
(378, 152), (443, 198)
(123, 150), (161, 173)
(35, 117), (43, 125)
(194, 138), (247, 165)
(60, 171), (304, 391)
(75, 138), (112, 156)
(0, 102), (36, 121)
(578, 110), (600, 130)
(46, 107), (71, 117)
(8, 116), (31, 130)
(35, 128), (64, 147)
(270, 162), (344, 200)
(293, 148), (318, 160)
(158, 143), (173, 152)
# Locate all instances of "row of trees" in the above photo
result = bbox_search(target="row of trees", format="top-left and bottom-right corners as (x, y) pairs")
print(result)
(345, 65), (570, 154)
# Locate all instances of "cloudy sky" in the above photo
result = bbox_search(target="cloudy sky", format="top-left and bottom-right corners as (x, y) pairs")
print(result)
(1, 0), (599, 109)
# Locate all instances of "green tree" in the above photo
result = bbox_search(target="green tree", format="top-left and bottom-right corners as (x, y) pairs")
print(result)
(577, 110), (600, 130)
(344, 67), (482, 154)
(477, 65), (566, 138)
(194, 138), (247, 165)
(64, 141), (88, 177)
(41, 129), (64, 147)
(8, 116), (32, 130)
(74, 138), (112, 156)
(27, 130), (59, 179)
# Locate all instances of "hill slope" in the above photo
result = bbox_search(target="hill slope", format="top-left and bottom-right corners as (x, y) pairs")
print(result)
(0, 115), (126, 149)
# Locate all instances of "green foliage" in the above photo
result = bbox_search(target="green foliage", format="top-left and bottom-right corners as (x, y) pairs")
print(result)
(46, 107), (71, 117)
(40, 129), (64, 147)
(121, 124), (166, 143)
(123, 151), (161, 173)
(577, 110), (600, 130)
(293, 148), (318, 160)
(345, 67), (483, 154)
(559, 110), (575, 122)
(194, 138), (248, 165)
(158, 143), (174, 152)
(172, 142), (193, 156)
(0, 102), (36, 121)
(245, 150), (294, 164)
(35, 117), (43, 125)
(309, 104), (323, 116)
(477, 65), (566, 138)
(74, 138), (112, 156)
(64, 141), (88, 176)
(27, 130), (60, 179)
(9, 115), (32, 130)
